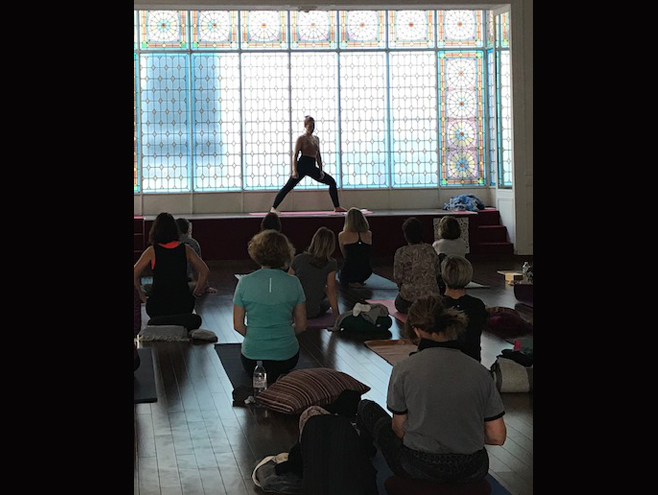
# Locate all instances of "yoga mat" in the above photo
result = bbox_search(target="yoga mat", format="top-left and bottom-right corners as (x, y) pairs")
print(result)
(249, 209), (372, 216)
(364, 339), (417, 366)
(367, 299), (407, 324)
(134, 348), (158, 404)
(340, 274), (399, 291)
(466, 281), (490, 289)
(307, 311), (337, 331)
(214, 343), (322, 392)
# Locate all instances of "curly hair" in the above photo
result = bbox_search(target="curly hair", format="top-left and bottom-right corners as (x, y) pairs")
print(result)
(404, 295), (467, 341)
(248, 229), (296, 269)
(438, 216), (462, 240)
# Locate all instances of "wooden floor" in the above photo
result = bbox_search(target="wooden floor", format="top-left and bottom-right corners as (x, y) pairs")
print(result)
(134, 255), (533, 495)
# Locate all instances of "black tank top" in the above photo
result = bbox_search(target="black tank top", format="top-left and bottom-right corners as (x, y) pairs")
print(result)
(341, 233), (372, 283)
(152, 243), (189, 298)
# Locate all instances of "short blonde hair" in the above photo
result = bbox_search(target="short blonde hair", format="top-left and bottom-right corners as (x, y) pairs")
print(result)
(248, 230), (296, 269)
(405, 295), (467, 341)
(441, 255), (473, 290)
(344, 207), (369, 233)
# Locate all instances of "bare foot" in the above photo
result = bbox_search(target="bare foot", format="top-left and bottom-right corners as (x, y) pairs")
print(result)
(270, 207), (280, 214)
(334, 207), (348, 213)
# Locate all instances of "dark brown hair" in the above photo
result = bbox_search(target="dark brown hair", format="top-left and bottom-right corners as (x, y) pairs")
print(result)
(404, 295), (467, 341)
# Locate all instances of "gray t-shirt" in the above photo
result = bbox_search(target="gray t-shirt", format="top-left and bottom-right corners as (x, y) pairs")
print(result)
(387, 340), (505, 455)
(291, 253), (338, 318)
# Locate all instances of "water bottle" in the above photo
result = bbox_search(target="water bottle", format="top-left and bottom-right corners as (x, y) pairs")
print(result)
(252, 361), (267, 401)
(522, 262), (530, 283)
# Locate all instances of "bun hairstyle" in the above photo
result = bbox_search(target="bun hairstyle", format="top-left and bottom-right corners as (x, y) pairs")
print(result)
(404, 295), (468, 341)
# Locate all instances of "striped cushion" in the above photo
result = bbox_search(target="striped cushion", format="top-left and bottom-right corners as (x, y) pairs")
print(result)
(256, 368), (370, 415)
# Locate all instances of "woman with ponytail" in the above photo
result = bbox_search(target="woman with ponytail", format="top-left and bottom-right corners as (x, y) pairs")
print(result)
(356, 295), (507, 485)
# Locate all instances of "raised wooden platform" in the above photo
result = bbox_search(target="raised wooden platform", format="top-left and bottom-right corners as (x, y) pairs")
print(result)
(134, 208), (513, 262)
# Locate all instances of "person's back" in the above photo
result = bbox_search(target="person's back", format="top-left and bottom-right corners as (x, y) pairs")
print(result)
(339, 231), (372, 285)
(444, 294), (486, 362)
(150, 242), (194, 315)
(394, 243), (441, 301)
(432, 237), (467, 258)
(235, 268), (304, 361)
(301, 415), (377, 495)
(390, 343), (497, 454)
(292, 252), (337, 318)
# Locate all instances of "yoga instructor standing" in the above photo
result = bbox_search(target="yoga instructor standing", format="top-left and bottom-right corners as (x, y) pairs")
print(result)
(271, 116), (347, 214)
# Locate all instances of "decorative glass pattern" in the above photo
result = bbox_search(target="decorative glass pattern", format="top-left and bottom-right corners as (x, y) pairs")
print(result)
(439, 52), (485, 186)
(340, 52), (388, 188)
(437, 10), (484, 48)
(192, 54), (242, 191)
(487, 50), (498, 186)
(192, 11), (238, 49)
(140, 11), (188, 49)
(498, 50), (513, 187)
(134, 54), (139, 193)
(290, 52), (340, 190)
(291, 11), (337, 49)
(241, 11), (288, 49)
(140, 54), (191, 192)
(340, 11), (386, 49)
(389, 51), (438, 188)
(389, 11), (435, 49)
(134, 9), (511, 195)
(241, 53), (291, 190)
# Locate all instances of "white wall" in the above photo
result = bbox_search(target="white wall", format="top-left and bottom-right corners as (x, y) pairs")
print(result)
(133, 0), (533, 255)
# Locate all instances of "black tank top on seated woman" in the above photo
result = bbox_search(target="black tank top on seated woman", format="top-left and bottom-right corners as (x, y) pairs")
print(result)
(148, 242), (195, 317)
(339, 233), (372, 285)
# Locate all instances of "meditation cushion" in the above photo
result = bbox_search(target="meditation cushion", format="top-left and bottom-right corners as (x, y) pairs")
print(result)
(485, 307), (533, 339)
(385, 475), (491, 495)
(255, 368), (370, 414)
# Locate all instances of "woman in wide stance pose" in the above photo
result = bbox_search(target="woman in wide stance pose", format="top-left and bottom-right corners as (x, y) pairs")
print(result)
(271, 116), (347, 214)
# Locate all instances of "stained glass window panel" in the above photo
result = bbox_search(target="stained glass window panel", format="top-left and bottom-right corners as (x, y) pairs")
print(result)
(340, 52), (388, 188)
(487, 50), (498, 187)
(340, 11), (386, 49)
(290, 52), (340, 190)
(388, 11), (435, 49)
(498, 50), (513, 187)
(439, 52), (485, 187)
(437, 10), (484, 48)
(291, 11), (337, 49)
(192, 54), (242, 192)
(389, 52), (438, 188)
(141, 11), (188, 49)
(241, 11), (288, 49)
(140, 54), (191, 193)
(192, 11), (238, 49)
(241, 53), (291, 190)
(134, 54), (140, 193)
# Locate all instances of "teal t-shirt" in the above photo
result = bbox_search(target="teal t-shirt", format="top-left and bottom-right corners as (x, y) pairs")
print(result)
(233, 268), (306, 361)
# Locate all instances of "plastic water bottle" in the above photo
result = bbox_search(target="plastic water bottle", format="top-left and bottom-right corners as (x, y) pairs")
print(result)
(252, 361), (267, 401)
(522, 262), (530, 283)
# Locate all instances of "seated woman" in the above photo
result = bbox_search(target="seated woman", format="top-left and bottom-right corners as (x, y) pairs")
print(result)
(441, 255), (487, 362)
(233, 229), (307, 384)
(133, 212), (209, 331)
(393, 217), (441, 314)
(338, 208), (373, 287)
(432, 216), (468, 259)
(356, 295), (506, 485)
(290, 227), (340, 320)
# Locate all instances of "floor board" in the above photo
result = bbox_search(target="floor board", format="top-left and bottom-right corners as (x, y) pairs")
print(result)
(135, 255), (533, 495)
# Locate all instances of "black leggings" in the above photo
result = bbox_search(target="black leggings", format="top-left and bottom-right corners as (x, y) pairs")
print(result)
(240, 351), (300, 385)
(356, 400), (489, 484)
(273, 156), (340, 209)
